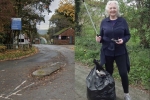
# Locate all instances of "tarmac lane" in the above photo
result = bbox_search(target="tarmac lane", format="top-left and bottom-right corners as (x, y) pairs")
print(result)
(0, 44), (75, 100)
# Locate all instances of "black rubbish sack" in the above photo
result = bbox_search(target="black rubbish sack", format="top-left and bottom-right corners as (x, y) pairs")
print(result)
(86, 60), (116, 100)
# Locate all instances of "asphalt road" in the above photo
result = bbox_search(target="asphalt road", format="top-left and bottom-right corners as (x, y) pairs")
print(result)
(0, 44), (75, 100)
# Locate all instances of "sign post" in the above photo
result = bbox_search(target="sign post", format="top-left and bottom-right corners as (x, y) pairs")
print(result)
(11, 18), (22, 30)
(11, 18), (22, 48)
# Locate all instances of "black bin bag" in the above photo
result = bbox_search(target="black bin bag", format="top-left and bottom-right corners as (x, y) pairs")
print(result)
(86, 66), (116, 100)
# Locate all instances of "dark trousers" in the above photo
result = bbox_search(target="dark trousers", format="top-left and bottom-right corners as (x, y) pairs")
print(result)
(105, 54), (129, 93)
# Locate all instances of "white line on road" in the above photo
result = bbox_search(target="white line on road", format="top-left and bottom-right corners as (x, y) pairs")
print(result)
(0, 80), (35, 100)
(5, 82), (35, 99)
(14, 80), (27, 91)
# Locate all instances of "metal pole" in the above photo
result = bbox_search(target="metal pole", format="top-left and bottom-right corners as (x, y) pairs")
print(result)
(82, 0), (98, 35)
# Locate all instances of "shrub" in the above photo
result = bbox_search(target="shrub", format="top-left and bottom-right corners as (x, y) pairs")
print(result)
(0, 45), (6, 52)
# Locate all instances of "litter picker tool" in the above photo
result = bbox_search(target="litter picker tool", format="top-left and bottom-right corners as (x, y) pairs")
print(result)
(82, 0), (99, 36)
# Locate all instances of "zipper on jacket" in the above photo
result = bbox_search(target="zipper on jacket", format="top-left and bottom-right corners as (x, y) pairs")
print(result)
(112, 24), (115, 56)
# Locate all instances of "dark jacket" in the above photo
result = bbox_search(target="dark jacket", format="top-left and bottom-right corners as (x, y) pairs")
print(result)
(99, 17), (130, 72)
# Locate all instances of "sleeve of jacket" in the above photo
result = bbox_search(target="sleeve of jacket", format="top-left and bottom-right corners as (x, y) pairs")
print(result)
(123, 19), (131, 43)
(99, 20), (104, 43)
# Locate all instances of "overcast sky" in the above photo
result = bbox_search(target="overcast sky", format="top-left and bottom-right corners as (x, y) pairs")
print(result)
(36, 0), (60, 30)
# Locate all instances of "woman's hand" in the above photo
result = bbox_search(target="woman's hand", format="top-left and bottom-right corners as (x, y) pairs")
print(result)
(116, 39), (123, 44)
(96, 36), (101, 42)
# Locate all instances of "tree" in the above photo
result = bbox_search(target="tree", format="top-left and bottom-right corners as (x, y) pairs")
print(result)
(75, 0), (81, 35)
(0, 0), (54, 44)
(48, 0), (75, 38)
(0, 0), (15, 33)
(122, 0), (150, 48)
(48, 12), (74, 38)
(135, 0), (150, 48)
(0, 0), (16, 44)
(57, 0), (75, 22)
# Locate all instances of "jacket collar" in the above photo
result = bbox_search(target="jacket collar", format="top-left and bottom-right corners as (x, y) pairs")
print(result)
(106, 17), (122, 22)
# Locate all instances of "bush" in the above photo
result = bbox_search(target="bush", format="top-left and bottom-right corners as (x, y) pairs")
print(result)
(0, 45), (6, 52)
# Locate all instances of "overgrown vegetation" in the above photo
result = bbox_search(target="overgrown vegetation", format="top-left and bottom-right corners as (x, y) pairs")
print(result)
(75, 0), (150, 91)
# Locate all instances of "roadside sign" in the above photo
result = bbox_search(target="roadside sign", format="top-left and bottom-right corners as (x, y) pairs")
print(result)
(11, 18), (22, 30)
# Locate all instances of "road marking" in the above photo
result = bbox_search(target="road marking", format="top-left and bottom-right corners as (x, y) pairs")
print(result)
(0, 80), (34, 100)
(14, 80), (27, 91)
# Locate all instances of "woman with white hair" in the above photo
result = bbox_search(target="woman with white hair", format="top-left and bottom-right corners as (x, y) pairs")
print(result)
(96, 0), (131, 100)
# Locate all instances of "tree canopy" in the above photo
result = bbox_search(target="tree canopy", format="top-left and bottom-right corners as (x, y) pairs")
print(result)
(57, 0), (75, 22)
(0, 0), (54, 44)
(48, 0), (75, 39)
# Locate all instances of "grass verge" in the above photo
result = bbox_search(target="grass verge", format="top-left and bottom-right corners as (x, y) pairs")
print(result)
(0, 46), (38, 61)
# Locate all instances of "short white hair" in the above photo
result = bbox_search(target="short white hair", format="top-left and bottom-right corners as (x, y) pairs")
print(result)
(105, 0), (121, 17)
